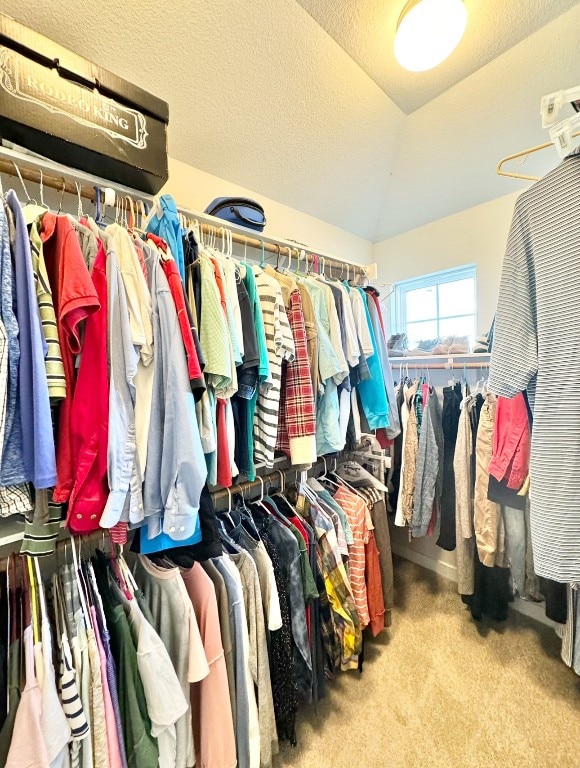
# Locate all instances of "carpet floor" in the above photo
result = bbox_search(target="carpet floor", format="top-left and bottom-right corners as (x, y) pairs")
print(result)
(276, 557), (580, 768)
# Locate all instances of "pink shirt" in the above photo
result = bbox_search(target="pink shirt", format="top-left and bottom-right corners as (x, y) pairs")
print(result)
(91, 606), (123, 768)
(181, 563), (236, 768)
(6, 626), (48, 768)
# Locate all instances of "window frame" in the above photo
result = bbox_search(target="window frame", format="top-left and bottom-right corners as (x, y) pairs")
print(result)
(391, 264), (477, 344)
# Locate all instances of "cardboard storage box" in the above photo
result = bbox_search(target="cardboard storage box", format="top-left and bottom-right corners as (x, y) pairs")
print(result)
(0, 13), (169, 193)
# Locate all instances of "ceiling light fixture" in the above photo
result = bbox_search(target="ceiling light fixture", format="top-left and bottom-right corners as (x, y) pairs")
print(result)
(394, 0), (467, 73)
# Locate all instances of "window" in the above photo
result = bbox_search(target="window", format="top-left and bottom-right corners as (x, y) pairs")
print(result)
(392, 265), (477, 349)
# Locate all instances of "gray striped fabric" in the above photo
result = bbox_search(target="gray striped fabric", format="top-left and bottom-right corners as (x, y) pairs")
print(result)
(489, 147), (580, 582)
(253, 268), (295, 467)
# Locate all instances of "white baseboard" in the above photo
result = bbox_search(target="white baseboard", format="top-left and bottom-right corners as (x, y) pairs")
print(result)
(392, 542), (459, 582)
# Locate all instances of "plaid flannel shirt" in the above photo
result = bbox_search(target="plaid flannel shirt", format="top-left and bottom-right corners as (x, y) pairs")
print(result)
(276, 290), (317, 465)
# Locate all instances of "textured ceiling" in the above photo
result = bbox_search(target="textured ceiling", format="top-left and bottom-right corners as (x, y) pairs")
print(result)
(373, 3), (580, 241)
(295, 0), (579, 114)
(0, 0), (579, 244)
(0, 0), (404, 240)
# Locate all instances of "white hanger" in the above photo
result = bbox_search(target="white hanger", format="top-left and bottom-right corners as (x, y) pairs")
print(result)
(549, 112), (580, 157)
(69, 535), (91, 630)
(541, 85), (580, 128)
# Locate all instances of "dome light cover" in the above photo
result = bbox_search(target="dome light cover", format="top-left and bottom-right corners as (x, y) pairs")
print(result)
(394, 0), (468, 72)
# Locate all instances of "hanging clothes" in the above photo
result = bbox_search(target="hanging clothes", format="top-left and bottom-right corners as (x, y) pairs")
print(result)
(252, 267), (295, 467)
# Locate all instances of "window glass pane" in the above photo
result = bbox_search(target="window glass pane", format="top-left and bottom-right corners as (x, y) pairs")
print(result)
(405, 286), (437, 322)
(439, 315), (475, 341)
(438, 278), (475, 318)
(406, 320), (438, 348)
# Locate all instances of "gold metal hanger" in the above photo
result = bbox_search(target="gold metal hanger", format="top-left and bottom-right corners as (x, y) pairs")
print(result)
(496, 131), (580, 181)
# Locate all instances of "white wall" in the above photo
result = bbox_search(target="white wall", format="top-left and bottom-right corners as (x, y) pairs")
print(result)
(162, 157), (374, 265)
(373, 190), (522, 334)
(374, 190), (526, 581)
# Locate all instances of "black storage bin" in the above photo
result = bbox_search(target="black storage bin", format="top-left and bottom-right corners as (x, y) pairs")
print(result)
(0, 13), (169, 193)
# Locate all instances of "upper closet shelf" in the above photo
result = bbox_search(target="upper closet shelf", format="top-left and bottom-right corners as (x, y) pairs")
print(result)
(391, 353), (491, 368)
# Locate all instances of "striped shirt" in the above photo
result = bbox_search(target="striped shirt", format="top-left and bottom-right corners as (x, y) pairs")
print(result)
(489, 147), (580, 582)
(52, 574), (90, 747)
(30, 221), (66, 400)
(333, 485), (371, 629)
(253, 268), (295, 467)
(20, 488), (62, 557)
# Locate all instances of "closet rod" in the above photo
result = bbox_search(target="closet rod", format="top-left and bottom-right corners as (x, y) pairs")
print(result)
(210, 456), (336, 510)
(0, 149), (369, 278)
(391, 361), (490, 370)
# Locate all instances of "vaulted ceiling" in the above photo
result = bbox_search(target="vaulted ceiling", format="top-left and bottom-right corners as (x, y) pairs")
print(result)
(2, 0), (579, 242)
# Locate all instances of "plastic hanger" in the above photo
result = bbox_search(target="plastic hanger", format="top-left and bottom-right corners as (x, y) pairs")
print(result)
(15, 164), (48, 225)
(249, 474), (274, 518)
(136, 199), (148, 232)
(118, 554), (138, 594)
(549, 112), (580, 158)
(282, 246), (292, 275)
(33, 559), (47, 627)
(69, 535), (91, 630)
(216, 490), (242, 553)
(235, 484), (262, 540)
(317, 457), (341, 490)
(331, 464), (369, 501)
(26, 556), (39, 643)
(541, 86), (580, 128)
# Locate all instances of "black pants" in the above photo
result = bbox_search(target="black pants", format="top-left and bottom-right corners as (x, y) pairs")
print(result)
(437, 383), (462, 551)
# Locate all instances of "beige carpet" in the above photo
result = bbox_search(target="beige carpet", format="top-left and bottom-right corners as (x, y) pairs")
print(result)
(276, 558), (580, 768)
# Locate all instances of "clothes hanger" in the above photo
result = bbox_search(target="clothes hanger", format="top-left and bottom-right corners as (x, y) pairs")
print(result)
(136, 199), (148, 232)
(118, 553), (138, 594)
(26, 556), (40, 643)
(331, 465), (368, 501)
(74, 181), (84, 219)
(496, 127), (580, 181)
(235, 484), (262, 539)
(109, 545), (133, 600)
(33, 558), (47, 626)
(14, 163), (48, 225)
(69, 535), (91, 630)
(77, 536), (99, 614)
(541, 86), (580, 127)
(215, 487), (242, 553)
(249, 474), (276, 518)
(295, 249), (304, 276)
(284, 246), (294, 275)
(21, 555), (31, 632)
(317, 457), (341, 490)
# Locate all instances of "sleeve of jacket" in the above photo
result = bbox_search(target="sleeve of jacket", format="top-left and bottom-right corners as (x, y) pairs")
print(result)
(488, 203), (538, 398)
